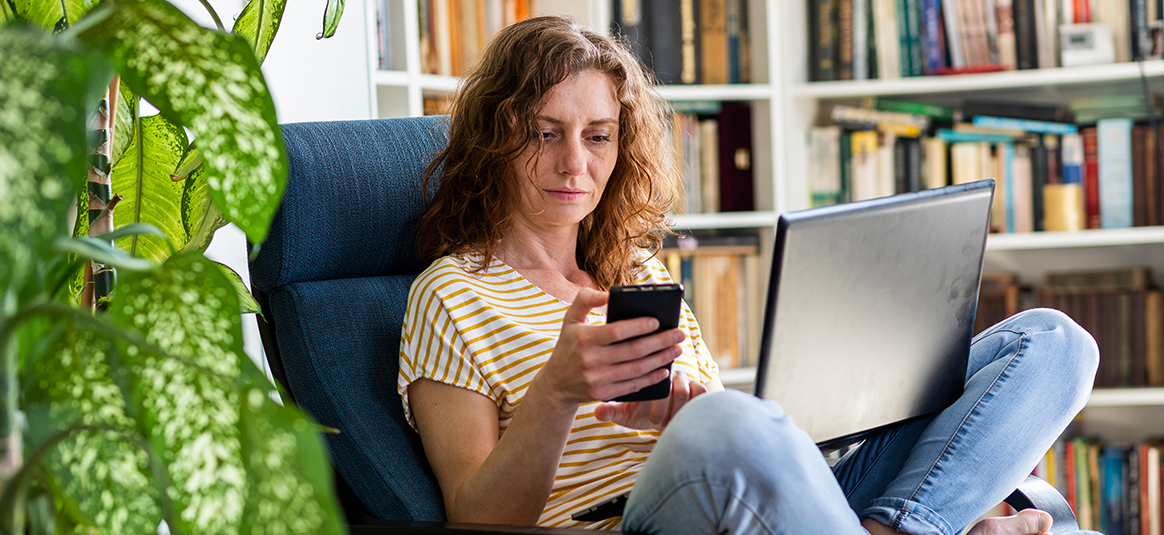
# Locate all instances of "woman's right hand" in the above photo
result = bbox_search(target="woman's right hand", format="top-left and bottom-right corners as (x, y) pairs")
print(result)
(534, 288), (685, 406)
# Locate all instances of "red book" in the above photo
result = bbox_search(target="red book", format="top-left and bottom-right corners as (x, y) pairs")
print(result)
(1082, 126), (1101, 229)
(1066, 439), (1078, 514)
(1073, 0), (1091, 22)
(932, 64), (1009, 76)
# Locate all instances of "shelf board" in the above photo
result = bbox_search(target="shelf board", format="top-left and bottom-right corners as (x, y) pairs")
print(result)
(1087, 387), (1164, 407)
(656, 84), (773, 102)
(790, 61), (1164, 98)
(986, 227), (1164, 251)
(719, 367), (756, 387)
(670, 211), (778, 230)
(373, 70), (411, 87)
(417, 74), (460, 93)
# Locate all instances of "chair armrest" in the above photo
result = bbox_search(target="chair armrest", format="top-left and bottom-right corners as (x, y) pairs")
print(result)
(1003, 474), (1080, 534)
(350, 521), (621, 534)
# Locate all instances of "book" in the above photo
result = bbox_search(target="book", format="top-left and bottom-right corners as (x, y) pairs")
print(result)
(1043, 182), (1085, 231)
(874, 0), (903, 78)
(611, 0), (653, 76)
(1044, 267), (1153, 291)
(648, 0), (682, 84)
(811, 0), (840, 81)
(1149, 290), (1164, 386)
(996, 0), (1019, 68)
(1082, 126), (1102, 229)
(699, 119), (720, 213)
(700, 0), (730, 84)
(839, 0), (855, 79)
(851, 129), (881, 200)
(680, 0), (701, 84)
(725, 0), (750, 83)
(963, 99), (1075, 122)
(1097, 118), (1135, 229)
(972, 115), (1079, 135)
(874, 98), (959, 120)
(714, 102), (754, 212)
(810, 126), (843, 206)
(943, 0), (966, 66)
(852, 0), (871, 79)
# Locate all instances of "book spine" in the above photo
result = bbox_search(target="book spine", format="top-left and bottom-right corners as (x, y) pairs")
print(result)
(985, 0), (1002, 64)
(921, 0), (948, 72)
(717, 102), (755, 212)
(810, 126), (844, 206)
(648, 0), (681, 84)
(1097, 118), (1135, 229)
(726, 0), (742, 82)
(905, 0), (926, 75)
(896, 0), (915, 75)
(839, 0), (856, 79)
(681, 0), (700, 84)
(811, 0), (840, 81)
(972, 115), (1079, 134)
(1082, 126), (1102, 228)
(1133, 124), (1150, 227)
(996, 0), (1019, 67)
(1015, 0), (1037, 68)
(943, 0), (967, 66)
(700, 0), (729, 84)
(1033, 135), (1048, 230)
(875, 0), (903, 77)
(853, 0), (871, 78)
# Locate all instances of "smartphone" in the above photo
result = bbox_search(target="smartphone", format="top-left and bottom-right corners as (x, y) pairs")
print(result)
(606, 283), (684, 402)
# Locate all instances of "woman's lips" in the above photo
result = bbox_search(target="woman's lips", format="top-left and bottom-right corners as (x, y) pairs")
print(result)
(545, 188), (586, 201)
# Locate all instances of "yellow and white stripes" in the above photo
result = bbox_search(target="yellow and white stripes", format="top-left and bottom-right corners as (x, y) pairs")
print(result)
(399, 251), (717, 529)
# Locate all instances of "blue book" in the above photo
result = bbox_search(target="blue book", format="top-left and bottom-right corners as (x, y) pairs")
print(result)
(1061, 133), (1084, 185)
(936, 130), (1016, 144)
(972, 115), (1080, 135)
(1100, 447), (1125, 535)
(1097, 118), (1135, 229)
(920, 0), (945, 74)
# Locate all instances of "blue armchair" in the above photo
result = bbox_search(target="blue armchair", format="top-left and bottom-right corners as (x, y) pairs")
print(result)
(249, 116), (1082, 534)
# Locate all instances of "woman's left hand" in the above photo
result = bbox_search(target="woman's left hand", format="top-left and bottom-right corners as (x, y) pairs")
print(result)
(592, 370), (709, 430)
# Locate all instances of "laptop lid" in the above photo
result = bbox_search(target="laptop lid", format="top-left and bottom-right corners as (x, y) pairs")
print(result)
(754, 179), (995, 451)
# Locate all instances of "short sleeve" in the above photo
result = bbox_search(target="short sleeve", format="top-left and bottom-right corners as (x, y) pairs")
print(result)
(398, 281), (493, 429)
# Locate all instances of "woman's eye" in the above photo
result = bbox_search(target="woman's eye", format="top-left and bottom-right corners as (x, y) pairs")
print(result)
(590, 135), (612, 143)
(540, 131), (556, 140)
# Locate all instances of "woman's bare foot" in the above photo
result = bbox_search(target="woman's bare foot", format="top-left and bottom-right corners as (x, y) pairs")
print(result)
(966, 509), (1053, 535)
(862, 509), (1052, 535)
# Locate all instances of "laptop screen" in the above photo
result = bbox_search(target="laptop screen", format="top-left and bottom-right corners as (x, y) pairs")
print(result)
(754, 180), (995, 451)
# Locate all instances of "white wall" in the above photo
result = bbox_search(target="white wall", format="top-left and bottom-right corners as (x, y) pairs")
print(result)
(169, 0), (374, 375)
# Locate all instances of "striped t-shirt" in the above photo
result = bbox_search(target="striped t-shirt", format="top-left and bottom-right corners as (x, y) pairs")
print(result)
(398, 251), (719, 529)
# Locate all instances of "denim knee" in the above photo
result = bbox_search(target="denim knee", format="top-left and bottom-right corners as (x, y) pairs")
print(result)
(998, 307), (1099, 402)
(660, 390), (822, 478)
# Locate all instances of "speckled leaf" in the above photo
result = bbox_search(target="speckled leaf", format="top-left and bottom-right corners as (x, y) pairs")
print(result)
(12, 0), (100, 32)
(0, 26), (110, 301)
(212, 261), (261, 315)
(181, 164), (227, 253)
(232, 0), (286, 64)
(111, 113), (188, 263)
(317, 0), (344, 39)
(108, 252), (267, 534)
(110, 83), (137, 167)
(239, 387), (343, 535)
(24, 321), (163, 535)
(71, 0), (287, 245)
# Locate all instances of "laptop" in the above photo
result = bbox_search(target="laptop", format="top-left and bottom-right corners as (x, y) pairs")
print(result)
(573, 179), (996, 522)
(755, 178), (995, 451)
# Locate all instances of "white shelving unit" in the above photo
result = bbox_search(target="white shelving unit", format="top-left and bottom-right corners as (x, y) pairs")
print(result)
(775, 2), (1164, 440)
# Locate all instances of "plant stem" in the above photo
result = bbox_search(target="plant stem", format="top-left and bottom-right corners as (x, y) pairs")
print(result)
(198, 0), (226, 32)
(85, 76), (120, 313)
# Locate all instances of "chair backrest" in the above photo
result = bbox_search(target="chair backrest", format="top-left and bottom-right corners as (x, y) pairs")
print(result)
(250, 116), (449, 522)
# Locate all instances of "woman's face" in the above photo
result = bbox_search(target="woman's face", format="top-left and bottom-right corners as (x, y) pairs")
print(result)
(512, 69), (620, 234)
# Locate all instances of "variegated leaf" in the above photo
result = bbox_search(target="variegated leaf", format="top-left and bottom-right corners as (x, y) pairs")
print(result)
(71, 0), (287, 245)
(232, 0), (286, 64)
(111, 113), (188, 263)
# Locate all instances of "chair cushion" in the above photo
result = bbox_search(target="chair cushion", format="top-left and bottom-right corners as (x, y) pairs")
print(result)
(251, 116), (449, 291)
(269, 275), (446, 521)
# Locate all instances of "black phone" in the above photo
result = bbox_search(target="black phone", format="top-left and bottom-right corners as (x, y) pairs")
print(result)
(606, 283), (684, 402)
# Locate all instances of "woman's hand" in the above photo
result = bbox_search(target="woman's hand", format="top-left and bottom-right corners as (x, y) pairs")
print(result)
(533, 288), (686, 408)
(592, 370), (709, 430)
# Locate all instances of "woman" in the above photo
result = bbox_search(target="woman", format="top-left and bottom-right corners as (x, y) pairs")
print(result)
(398, 15), (1100, 535)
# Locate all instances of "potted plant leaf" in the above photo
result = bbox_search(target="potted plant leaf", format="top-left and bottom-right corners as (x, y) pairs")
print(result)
(0, 1), (349, 533)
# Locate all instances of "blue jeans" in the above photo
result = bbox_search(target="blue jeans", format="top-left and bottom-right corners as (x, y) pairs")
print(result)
(622, 308), (1101, 535)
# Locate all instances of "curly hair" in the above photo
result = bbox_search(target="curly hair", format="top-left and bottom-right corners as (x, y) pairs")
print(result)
(416, 15), (679, 289)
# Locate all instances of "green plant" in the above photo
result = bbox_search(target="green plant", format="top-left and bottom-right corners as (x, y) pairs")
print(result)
(0, 0), (349, 533)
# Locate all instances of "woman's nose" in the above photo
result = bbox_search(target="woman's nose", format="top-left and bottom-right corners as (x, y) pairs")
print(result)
(558, 136), (587, 177)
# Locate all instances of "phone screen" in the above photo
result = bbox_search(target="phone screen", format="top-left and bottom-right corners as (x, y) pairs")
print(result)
(606, 283), (684, 402)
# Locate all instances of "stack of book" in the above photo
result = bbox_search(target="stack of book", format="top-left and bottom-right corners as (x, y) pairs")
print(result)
(808, 0), (1164, 81)
(668, 101), (755, 214)
(1037, 436), (1164, 534)
(808, 96), (1164, 233)
(662, 234), (763, 371)
(611, 0), (752, 85)
(417, 0), (534, 77)
(974, 267), (1164, 389)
